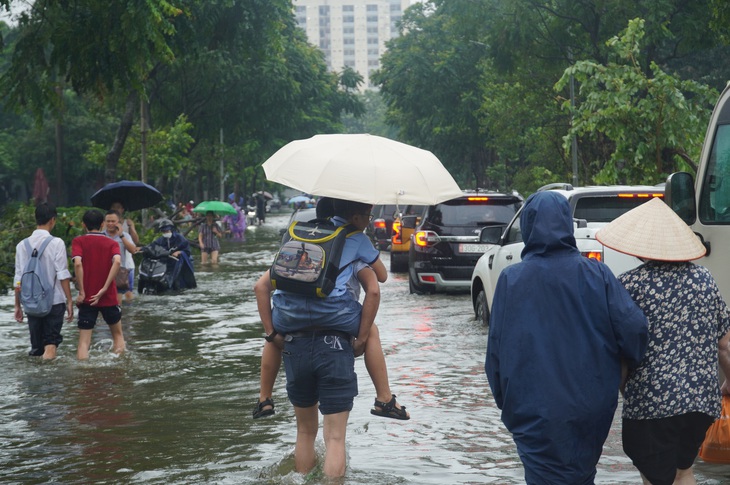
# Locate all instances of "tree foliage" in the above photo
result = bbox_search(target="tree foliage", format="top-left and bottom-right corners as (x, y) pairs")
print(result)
(556, 19), (717, 183)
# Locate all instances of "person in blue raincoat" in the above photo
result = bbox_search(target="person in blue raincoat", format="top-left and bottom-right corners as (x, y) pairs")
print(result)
(150, 219), (196, 290)
(485, 191), (648, 485)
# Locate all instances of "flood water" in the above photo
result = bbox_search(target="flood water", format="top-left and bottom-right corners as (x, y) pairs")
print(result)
(1, 211), (730, 484)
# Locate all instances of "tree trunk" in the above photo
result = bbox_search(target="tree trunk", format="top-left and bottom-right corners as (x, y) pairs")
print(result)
(105, 91), (139, 183)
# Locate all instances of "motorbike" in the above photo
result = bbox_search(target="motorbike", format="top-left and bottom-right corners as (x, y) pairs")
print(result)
(138, 245), (197, 294)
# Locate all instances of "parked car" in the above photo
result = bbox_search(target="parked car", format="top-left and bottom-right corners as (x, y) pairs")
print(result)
(470, 183), (665, 325)
(390, 205), (427, 272)
(368, 204), (398, 250)
(408, 191), (523, 294)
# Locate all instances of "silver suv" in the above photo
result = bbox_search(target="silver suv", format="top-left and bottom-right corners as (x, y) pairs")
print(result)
(470, 183), (665, 325)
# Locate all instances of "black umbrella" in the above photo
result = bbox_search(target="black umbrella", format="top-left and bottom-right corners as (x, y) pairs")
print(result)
(90, 180), (163, 212)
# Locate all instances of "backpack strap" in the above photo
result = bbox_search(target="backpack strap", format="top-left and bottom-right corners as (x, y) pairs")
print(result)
(35, 236), (55, 258)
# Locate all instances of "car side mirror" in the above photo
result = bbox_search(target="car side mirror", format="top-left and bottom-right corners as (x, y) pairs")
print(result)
(401, 215), (418, 229)
(665, 172), (696, 225)
(479, 226), (503, 244)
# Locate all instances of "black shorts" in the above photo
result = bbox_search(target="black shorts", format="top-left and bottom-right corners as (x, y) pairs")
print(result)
(623, 412), (715, 485)
(27, 303), (65, 355)
(77, 304), (122, 330)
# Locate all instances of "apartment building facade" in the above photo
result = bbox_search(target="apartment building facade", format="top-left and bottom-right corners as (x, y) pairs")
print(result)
(293, 0), (410, 89)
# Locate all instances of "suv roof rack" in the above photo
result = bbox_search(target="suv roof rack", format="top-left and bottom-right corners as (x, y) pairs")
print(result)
(537, 183), (574, 192)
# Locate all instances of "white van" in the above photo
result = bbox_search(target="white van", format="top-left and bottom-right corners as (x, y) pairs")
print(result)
(666, 83), (730, 301)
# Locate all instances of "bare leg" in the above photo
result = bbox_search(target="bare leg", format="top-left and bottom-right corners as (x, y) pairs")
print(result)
(293, 404), (319, 474)
(364, 324), (408, 417)
(257, 341), (282, 411)
(117, 293), (123, 305)
(211, 250), (219, 264)
(322, 410), (350, 478)
(201, 251), (209, 264)
(77, 329), (93, 360)
(124, 290), (134, 302)
(674, 467), (697, 485)
(108, 321), (126, 354)
(42, 344), (57, 360)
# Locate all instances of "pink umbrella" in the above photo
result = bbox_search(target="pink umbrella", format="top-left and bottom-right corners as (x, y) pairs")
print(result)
(32, 168), (49, 204)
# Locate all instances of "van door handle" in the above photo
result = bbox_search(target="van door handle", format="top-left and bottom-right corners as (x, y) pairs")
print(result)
(506, 254), (513, 261)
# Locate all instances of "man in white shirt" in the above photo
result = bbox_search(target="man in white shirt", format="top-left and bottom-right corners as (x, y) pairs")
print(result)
(14, 203), (74, 359)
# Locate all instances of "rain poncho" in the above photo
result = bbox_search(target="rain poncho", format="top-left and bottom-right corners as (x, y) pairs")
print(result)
(485, 191), (647, 485)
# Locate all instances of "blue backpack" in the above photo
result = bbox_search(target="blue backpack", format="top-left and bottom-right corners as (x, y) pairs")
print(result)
(20, 236), (56, 317)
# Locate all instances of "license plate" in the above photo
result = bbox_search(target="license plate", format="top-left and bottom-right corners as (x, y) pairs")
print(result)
(459, 244), (490, 253)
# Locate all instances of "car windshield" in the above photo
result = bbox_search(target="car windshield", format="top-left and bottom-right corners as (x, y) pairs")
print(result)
(429, 199), (519, 226)
(573, 195), (663, 223)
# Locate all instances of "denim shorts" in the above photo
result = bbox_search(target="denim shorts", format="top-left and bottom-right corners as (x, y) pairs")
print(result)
(272, 292), (361, 337)
(282, 332), (358, 414)
(77, 304), (122, 330)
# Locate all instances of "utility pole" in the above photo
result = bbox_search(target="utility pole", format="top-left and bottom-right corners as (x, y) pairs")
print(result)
(220, 128), (225, 201)
(140, 99), (148, 184)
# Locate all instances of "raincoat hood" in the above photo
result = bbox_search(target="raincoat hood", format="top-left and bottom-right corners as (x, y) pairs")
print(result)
(521, 191), (577, 259)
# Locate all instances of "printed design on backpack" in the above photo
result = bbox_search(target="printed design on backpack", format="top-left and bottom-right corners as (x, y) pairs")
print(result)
(271, 220), (359, 298)
(20, 236), (56, 317)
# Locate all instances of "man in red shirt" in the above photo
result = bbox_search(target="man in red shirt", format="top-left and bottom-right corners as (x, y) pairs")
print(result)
(71, 209), (125, 360)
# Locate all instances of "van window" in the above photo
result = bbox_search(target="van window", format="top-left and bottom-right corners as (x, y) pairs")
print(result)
(699, 123), (730, 224)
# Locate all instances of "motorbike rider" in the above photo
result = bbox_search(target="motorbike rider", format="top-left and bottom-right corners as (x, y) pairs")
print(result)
(146, 219), (196, 290)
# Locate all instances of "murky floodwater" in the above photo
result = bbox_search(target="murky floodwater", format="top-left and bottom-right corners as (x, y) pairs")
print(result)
(1, 212), (730, 484)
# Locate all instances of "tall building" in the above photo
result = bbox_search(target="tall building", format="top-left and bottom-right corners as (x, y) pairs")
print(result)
(293, 0), (410, 90)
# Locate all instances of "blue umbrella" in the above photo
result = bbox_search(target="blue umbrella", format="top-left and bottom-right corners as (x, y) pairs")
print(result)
(91, 180), (163, 211)
(287, 195), (311, 205)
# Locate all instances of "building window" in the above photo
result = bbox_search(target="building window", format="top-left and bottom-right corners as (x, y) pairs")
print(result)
(367, 26), (378, 33)
(343, 26), (355, 34)
(367, 4), (378, 12)
(345, 60), (356, 67)
(368, 48), (379, 56)
(367, 15), (378, 23)
(344, 38), (355, 45)
(343, 5), (354, 12)
(368, 59), (379, 67)
(319, 5), (330, 15)
(343, 15), (354, 23)
(344, 49), (355, 56)
(367, 37), (379, 45)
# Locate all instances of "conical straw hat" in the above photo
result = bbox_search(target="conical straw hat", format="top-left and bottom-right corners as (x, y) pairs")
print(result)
(595, 197), (706, 262)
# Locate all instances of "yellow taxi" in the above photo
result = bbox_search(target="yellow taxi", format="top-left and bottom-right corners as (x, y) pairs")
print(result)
(389, 205), (426, 272)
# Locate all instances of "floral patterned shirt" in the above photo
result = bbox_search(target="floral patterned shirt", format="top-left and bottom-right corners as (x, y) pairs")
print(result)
(619, 261), (730, 419)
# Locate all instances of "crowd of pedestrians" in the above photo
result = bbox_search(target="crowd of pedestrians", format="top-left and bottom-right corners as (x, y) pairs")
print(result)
(11, 192), (730, 483)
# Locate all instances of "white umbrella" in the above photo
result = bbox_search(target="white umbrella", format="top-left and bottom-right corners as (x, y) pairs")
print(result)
(262, 134), (462, 205)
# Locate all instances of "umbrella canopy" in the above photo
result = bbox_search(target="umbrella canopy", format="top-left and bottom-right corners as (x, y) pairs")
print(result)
(256, 190), (274, 200)
(193, 200), (238, 216)
(91, 180), (163, 211)
(287, 195), (311, 205)
(262, 134), (462, 205)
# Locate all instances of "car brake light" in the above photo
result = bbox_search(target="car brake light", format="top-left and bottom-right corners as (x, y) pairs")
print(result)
(392, 221), (402, 244)
(420, 275), (436, 283)
(373, 219), (386, 229)
(581, 250), (602, 262)
(617, 193), (664, 198)
(467, 196), (489, 202)
(415, 230), (440, 247)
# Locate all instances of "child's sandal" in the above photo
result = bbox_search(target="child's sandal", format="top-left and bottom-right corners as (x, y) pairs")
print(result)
(370, 394), (410, 420)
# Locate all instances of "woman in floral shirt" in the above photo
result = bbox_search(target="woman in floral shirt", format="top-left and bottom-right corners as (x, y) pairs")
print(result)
(597, 198), (730, 485)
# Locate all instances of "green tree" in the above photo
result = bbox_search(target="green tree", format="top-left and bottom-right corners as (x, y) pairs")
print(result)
(555, 19), (717, 184)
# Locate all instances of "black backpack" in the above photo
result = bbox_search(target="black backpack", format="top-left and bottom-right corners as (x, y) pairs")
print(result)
(270, 219), (360, 297)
